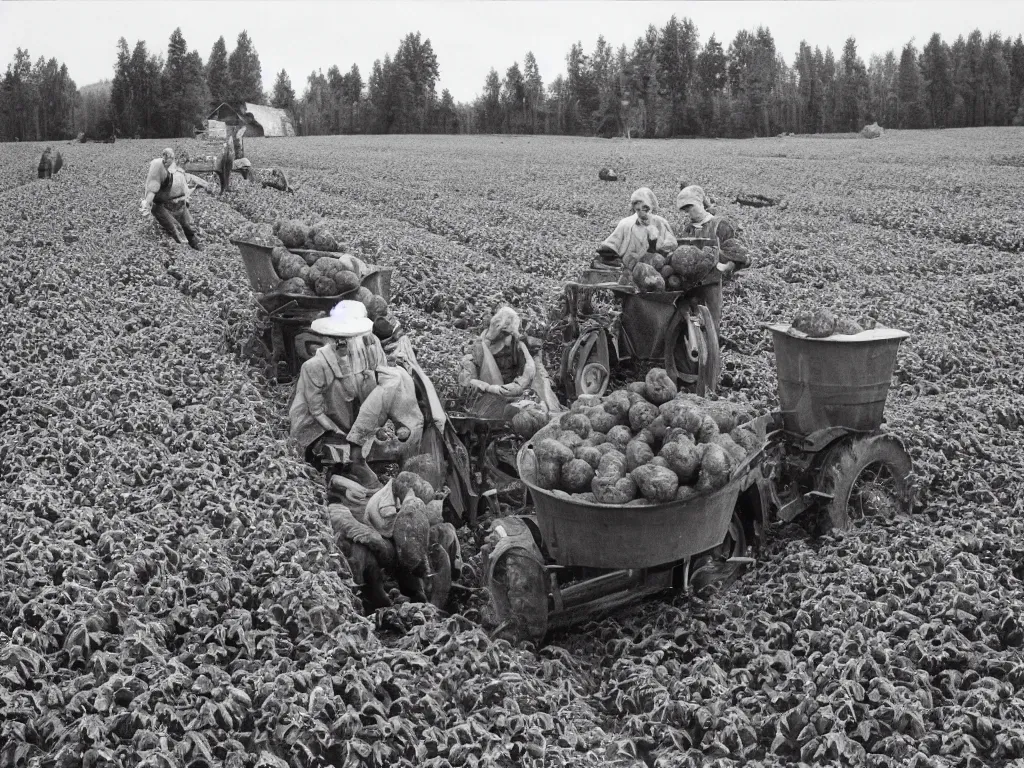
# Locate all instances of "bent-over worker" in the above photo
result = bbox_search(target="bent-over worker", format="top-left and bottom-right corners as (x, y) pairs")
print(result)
(289, 301), (423, 491)
(139, 148), (210, 250)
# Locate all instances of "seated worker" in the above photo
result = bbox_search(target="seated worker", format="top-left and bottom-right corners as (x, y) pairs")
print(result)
(675, 185), (751, 334)
(597, 187), (677, 269)
(289, 301), (423, 491)
(330, 454), (462, 610)
(139, 148), (211, 249)
(458, 306), (562, 419)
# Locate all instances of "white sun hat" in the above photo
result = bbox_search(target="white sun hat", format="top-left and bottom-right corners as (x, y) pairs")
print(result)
(311, 300), (374, 338)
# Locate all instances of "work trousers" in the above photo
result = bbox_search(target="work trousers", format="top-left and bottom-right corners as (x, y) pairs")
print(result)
(152, 200), (198, 247)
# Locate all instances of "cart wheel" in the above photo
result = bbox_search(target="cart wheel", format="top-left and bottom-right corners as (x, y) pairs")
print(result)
(689, 511), (746, 600)
(425, 541), (452, 609)
(816, 434), (913, 531)
(567, 329), (611, 399)
(488, 549), (548, 644)
(665, 305), (721, 396)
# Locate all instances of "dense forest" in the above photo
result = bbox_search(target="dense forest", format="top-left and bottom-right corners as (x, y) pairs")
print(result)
(2, 20), (1023, 142)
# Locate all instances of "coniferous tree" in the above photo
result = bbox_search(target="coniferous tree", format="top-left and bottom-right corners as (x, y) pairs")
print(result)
(227, 31), (264, 104)
(206, 36), (230, 104)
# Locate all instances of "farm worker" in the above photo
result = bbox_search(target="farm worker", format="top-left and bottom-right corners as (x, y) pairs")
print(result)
(676, 185), (751, 334)
(677, 178), (719, 215)
(38, 147), (62, 179)
(139, 148), (210, 250)
(330, 455), (462, 610)
(598, 187), (678, 268)
(289, 301), (423, 491)
(459, 306), (562, 418)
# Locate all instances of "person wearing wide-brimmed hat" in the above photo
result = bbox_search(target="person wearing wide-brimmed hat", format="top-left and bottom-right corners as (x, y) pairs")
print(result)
(289, 301), (422, 491)
(675, 185), (751, 335)
(139, 147), (210, 250)
(597, 187), (678, 269)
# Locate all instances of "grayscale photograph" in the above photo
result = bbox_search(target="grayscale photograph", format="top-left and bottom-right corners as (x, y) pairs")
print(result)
(1, 0), (1023, 766)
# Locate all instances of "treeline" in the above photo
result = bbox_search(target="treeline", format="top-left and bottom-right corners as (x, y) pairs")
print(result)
(2, 19), (1023, 142)
(0, 28), (264, 141)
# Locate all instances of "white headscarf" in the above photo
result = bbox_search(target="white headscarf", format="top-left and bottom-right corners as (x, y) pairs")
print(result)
(629, 187), (660, 214)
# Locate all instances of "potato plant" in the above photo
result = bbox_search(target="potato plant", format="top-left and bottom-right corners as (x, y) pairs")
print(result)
(1, 131), (1023, 768)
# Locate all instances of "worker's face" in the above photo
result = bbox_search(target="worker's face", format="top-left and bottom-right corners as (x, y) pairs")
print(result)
(681, 202), (706, 223)
(162, 152), (175, 169)
(632, 200), (652, 224)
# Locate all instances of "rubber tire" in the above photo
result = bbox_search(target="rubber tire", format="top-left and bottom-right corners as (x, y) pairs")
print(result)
(488, 550), (548, 644)
(665, 305), (721, 396)
(817, 434), (913, 531)
(689, 510), (746, 600)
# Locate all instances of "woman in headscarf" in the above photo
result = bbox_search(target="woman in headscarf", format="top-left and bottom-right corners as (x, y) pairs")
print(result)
(598, 187), (678, 269)
(458, 306), (561, 418)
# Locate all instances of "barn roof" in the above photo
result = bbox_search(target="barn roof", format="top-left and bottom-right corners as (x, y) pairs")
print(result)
(242, 103), (295, 137)
(206, 102), (295, 137)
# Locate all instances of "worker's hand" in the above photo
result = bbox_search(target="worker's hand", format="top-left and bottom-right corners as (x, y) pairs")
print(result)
(139, 198), (151, 215)
(468, 379), (489, 393)
(498, 383), (523, 398)
(395, 426), (411, 442)
(716, 261), (735, 276)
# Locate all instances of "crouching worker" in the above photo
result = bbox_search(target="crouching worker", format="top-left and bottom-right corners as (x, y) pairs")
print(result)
(139, 148), (210, 250)
(329, 456), (462, 610)
(289, 300), (423, 491)
(459, 306), (562, 420)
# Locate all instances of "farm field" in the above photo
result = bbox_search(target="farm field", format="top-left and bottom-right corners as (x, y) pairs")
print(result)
(2, 128), (1024, 767)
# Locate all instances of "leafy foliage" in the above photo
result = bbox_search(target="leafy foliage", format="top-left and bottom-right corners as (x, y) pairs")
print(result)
(2, 130), (1024, 768)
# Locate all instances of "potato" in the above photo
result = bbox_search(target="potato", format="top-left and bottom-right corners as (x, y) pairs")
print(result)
(574, 445), (603, 470)
(696, 443), (733, 493)
(730, 425), (760, 454)
(626, 382), (648, 399)
(696, 414), (720, 443)
(628, 400), (659, 432)
(596, 450), (628, 479)
(659, 438), (701, 483)
(633, 427), (656, 446)
(711, 433), (747, 465)
(792, 308), (836, 338)
(571, 394), (603, 412)
(644, 367), (678, 405)
(556, 430), (584, 451)
(562, 459), (596, 493)
(394, 496), (430, 573)
(592, 474), (638, 504)
(675, 485), (699, 502)
(703, 401), (739, 434)
(632, 262), (665, 293)
(631, 464), (680, 503)
(606, 425), (633, 452)
(660, 400), (703, 434)
(536, 437), (575, 466)
(647, 415), (668, 441)
(625, 439), (655, 472)
(587, 409), (617, 434)
(602, 393), (631, 422)
(562, 413), (592, 440)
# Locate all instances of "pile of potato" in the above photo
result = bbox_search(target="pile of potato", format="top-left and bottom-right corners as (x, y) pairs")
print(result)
(623, 240), (748, 294)
(528, 368), (762, 505)
(790, 308), (877, 338)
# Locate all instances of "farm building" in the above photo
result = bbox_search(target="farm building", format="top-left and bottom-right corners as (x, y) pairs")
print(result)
(207, 102), (296, 138)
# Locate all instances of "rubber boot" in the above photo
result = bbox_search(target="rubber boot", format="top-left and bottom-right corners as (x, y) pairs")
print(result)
(396, 568), (428, 604)
(350, 543), (391, 610)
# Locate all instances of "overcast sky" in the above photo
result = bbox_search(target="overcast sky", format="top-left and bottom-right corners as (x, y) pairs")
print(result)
(1, 1), (1022, 103)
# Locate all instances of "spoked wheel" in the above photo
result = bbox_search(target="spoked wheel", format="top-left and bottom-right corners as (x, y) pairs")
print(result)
(816, 434), (914, 531)
(689, 510), (747, 600)
(665, 304), (721, 396)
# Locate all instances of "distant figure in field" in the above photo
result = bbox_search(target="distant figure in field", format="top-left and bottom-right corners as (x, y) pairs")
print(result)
(38, 147), (62, 179)
(140, 147), (210, 250)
